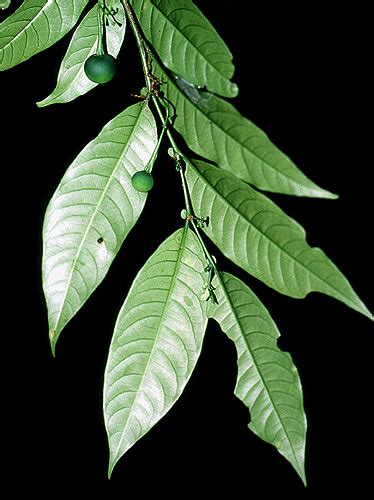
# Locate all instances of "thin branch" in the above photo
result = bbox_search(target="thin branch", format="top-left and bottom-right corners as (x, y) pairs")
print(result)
(121, 0), (218, 275)
(121, 0), (152, 93)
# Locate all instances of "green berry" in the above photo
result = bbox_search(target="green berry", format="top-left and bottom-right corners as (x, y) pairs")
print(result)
(131, 171), (154, 192)
(84, 54), (117, 84)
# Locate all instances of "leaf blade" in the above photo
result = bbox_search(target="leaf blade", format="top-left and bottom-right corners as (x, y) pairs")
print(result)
(0, 0), (89, 70)
(209, 272), (307, 484)
(133, 0), (237, 98)
(157, 68), (336, 198)
(37, 1), (126, 107)
(104, 227), (208, 476)
(187, 160), (372, 319)
(42, 101), (158, 353)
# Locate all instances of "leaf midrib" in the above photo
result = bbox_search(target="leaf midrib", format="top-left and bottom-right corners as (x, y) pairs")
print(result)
(110, 226), (189, 466)
(216, 272), (303, 477)
(53, 104), (146, 335)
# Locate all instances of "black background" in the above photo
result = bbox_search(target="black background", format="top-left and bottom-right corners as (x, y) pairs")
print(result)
(1, 1), (373, 496)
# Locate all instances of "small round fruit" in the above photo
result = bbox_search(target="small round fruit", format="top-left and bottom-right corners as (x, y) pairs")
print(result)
(131, 171), (154, 192)
(84, 54), (117, 84)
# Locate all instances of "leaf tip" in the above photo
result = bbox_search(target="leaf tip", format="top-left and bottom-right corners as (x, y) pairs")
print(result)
(354, 300), (373, 321)
(326, 191), (339, 200)
(36, 98), (48, 108)
(107, 456), (117, 480)
(299, 462), (307, 486)
(311, 187), (339, 200)
(274, 440), (307, 486)
(49, 330), (57, 357)
(297, 180), (339, 200)
(298, 470), (307, 487)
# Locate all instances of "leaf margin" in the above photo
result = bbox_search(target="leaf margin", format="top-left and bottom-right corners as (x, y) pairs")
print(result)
(208, 270), (307, 485)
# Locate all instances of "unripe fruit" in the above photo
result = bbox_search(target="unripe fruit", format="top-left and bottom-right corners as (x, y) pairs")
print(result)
(84, 54), (117, 84)
(131, 171), (154, 192)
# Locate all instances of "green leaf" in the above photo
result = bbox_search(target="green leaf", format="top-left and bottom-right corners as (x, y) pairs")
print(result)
(186, 159), (373, 319)
(37, 1), (126, 107)
(0, 0), (11, 11)
(104, 227), (208, 477)
(42, 101), (157, 354)
(0, 0), (89, 71)
(156, 67), (336, 198)
(209, 272), (307, 484)
(132, 0), (237, 98)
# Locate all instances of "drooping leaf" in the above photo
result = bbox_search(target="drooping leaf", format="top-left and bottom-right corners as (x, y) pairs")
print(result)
(155, 65), (336, 198)
(209, 271), (307, 484)
(37, 1), (126, 107)
(186, 159), (372, 319)
(42, 101), (157, 354)
(0, 0), (89, 71)
(132, 0), (237, 98)
(104, 227), (208, 477)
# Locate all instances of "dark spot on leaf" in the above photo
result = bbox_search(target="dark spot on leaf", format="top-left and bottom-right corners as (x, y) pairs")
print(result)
(97, 237), (104, 244)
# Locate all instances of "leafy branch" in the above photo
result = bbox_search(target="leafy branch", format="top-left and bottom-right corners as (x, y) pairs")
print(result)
(1, 0), (372, 487)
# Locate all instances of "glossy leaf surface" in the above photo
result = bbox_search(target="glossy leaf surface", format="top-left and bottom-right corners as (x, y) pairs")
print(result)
(42, 101), (157, 353)
(209, 272), (307, 484)
(158, 69), (336, 198)
(133, 0), (237, 97)
(104, 227), (208, 476)
(186, 160), (372, 319)
(0, 0), (89, 70)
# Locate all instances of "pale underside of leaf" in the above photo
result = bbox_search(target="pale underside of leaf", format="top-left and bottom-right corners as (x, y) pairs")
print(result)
(209, 272), (307, 484)
(42, 101), (158, 353)
(154, 62), (337, 198)
(0, 0), (89, 70)
(37, 1), (126, 106)
(104, 227), (208, 476)
(132, 0), (237, 98)
(187, 160), (372, 319)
